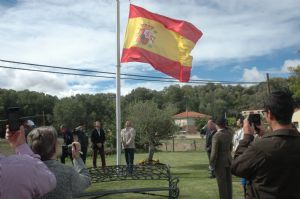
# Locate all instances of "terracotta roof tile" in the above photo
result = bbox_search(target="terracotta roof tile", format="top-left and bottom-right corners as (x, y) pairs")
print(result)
(173, 111), (211, 119)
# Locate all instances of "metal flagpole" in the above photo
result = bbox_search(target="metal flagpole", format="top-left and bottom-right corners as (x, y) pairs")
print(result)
(115, 0), (121, 165)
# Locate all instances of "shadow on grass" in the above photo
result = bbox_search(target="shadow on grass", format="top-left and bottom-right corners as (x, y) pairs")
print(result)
(174, 163), (208, 170)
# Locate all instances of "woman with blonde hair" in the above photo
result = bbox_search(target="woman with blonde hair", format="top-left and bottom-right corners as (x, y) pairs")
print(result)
(27, 126), (91, 199)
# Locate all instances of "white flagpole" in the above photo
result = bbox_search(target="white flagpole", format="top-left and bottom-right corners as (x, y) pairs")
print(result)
(116, 0), (121, 165)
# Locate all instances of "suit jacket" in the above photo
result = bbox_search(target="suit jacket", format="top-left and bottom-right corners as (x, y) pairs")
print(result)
(206, 128), (217, 152)
(210, 128), (233, 168)
(63, 130), (73, 145)
(75, 130), (89, 148)
(90, 128), (105, 149)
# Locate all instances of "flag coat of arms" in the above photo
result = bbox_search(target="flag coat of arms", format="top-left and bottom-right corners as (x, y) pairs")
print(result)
(121, 4), (203, 82)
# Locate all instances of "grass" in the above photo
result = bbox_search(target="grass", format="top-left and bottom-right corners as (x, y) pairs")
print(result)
(0, 138), (244, 199)
(81, 151), (244, 199)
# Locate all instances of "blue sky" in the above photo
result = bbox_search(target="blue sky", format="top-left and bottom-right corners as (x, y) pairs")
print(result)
(0, 0), (299, 97)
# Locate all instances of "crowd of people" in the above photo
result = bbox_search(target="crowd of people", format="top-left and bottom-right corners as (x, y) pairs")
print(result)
(203, 90), (300, 199)
(0, 119), (136, 198)
(1, 89), (299, 199)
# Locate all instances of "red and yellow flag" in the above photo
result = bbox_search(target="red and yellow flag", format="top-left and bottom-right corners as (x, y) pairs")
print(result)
(121, 4), (203, 82)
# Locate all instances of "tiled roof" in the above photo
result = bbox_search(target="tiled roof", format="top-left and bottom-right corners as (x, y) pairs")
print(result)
(173, 111), (211, 119)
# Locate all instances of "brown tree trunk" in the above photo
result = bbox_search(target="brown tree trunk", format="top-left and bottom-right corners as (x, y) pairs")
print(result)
(147, 143), (155, 162)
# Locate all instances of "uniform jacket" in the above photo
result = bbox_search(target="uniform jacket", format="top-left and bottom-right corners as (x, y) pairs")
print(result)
(205, 128), (217, 152)
(231, 128), (300, 199)
(90, 128), (105, 149)
(210, 128), (233, 168)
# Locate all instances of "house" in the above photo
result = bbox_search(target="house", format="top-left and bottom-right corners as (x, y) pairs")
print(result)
(173, 111), (211, 134)
(292, 109), (300, 132)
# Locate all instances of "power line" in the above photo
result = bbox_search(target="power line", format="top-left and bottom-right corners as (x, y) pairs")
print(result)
(0, 65), (182, 83)
(0, 59), (261, 84)
(0, 59), (176, 80)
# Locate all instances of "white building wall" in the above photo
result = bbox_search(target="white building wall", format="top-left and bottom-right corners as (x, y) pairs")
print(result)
(174, 118), (195, 127)
(292, 110), (300, 132)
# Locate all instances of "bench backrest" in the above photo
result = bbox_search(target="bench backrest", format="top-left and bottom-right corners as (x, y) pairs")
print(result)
(88, 164), (171, 183)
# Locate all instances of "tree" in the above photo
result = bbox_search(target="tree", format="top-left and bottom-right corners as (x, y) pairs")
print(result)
(288, 66), (300, 104)
(53, 97), (87, 129)
(125, 101), (178, 162)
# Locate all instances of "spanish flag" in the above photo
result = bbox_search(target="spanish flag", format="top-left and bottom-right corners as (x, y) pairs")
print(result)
(121, 4), (203, 82)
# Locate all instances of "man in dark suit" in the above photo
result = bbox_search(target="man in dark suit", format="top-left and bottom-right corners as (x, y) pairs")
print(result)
(210, 115), (233, 199)
(90, 121), (106, 168)
(60, 125), (74, 164)
(205, 119), (217, 178)
(74, 123), (89, 164)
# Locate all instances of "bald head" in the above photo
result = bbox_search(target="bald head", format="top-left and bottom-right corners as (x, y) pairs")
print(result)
(207, 119), (216, 130)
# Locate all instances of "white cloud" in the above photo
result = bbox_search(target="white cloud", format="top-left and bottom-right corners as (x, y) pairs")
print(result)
(282, 59), (300, 72)
(242, 67), (265, 82)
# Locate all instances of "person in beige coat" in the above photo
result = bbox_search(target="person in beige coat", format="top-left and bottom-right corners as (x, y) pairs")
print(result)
(121, 121), (136, 173)
(210, 115), (233, 199)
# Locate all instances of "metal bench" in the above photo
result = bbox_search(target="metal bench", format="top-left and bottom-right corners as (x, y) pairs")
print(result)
(75, 164), (179, 199)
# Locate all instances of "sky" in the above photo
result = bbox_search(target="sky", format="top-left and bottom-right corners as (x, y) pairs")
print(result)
(0, 0), (300, 98)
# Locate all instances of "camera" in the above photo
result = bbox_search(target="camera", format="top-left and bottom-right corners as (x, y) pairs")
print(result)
(62, 144), (73, 155)
(7, 107), (21, 132)
(248, 113), (261, 132)
(248, 114), (261, 126)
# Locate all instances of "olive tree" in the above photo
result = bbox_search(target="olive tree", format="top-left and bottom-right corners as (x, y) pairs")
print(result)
(125, 101), (178, 162)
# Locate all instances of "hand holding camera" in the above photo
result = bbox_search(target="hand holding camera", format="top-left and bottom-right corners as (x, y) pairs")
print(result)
(72, 142), (81, 159)
(6, 125), (26, 150)
(243, 117), (255, 135)
(244, 113), (265, 136)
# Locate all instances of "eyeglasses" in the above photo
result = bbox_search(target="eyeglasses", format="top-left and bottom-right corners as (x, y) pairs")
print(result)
(262, 110), (268, 114)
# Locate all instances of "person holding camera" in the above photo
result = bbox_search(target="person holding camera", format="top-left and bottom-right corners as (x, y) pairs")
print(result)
(91, 121), (106, 168)
(231, 90), (300, 199)
(74, 123), (89, 164)
(0, 125), (56, 199)
(27, 126), (91, 199)
(233, 114), (264, 198)
(60, 125), (74, 164)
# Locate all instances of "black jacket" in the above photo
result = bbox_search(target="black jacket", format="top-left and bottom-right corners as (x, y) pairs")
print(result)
(75, 130), (89, 148)
(90, 128), (105, 149)
(231, 128), (300, 199)
(63, 130), (73, 145)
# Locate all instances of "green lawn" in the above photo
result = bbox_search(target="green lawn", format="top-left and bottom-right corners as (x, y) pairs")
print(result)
(81, 151), (244, 199)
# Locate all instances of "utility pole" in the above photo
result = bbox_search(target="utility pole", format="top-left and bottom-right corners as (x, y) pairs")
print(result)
(266, 73), (271, 95)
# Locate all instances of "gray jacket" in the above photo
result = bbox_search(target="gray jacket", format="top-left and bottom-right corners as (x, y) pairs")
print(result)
(36, 158), (91, 199)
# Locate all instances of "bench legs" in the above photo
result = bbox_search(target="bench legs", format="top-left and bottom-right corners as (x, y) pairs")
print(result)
(169, 177), (180, 199)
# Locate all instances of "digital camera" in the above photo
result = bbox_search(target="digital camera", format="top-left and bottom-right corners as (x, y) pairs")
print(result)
(248, 113), (261, 132)
(248, 113), (261, 126)
(7, 107), (21, 132)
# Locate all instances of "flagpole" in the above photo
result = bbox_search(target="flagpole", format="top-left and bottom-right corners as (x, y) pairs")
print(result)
(115, 0), (121, 165)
